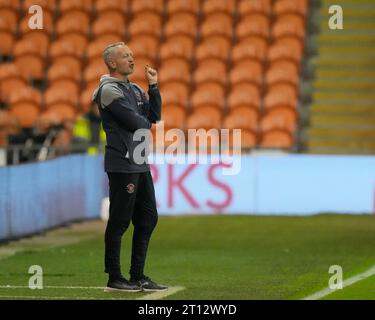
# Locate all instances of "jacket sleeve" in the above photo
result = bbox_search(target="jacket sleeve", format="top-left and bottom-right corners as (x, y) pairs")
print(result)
(101, 83), (151, 131)
(146, 84), (162, 123)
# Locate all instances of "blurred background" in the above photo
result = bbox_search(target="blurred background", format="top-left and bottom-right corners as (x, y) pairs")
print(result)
(0, 0), (374, 237)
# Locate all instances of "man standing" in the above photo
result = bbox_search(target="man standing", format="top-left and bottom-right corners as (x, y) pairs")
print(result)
(92, 42), (167, 292)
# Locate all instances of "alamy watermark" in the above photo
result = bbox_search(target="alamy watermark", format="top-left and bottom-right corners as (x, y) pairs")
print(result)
(28, 265), (43, 290)
(132, 121), (242, 176)
(28, 5), (44, 30)
(328, 265), (343, 290)
(328, 5), (343, 30)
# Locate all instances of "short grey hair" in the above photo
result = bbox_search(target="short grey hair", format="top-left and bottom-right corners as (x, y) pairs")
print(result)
(103, 42), (125, 71)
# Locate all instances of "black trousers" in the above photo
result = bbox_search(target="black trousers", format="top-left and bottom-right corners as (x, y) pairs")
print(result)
(104, 171), (158, 280)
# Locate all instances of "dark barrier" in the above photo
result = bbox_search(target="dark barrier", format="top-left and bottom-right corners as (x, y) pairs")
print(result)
(0, 154), (105, 240)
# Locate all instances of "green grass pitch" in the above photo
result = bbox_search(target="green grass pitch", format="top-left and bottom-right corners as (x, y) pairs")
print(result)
(0, 214), (375, 300)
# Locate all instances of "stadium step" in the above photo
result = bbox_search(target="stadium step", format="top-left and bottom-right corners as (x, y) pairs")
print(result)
(308, 139), (375, 154)
(308, 127), (375, 139)
(306, 0), (375, 154)
(313, 92), (375, 102)
(311, 104), (375, 114)
(312, 80), (375, 91)
(311, 114), (375, 128)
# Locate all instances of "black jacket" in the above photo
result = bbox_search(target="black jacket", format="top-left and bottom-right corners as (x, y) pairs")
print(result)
(92, 75), (161, 173)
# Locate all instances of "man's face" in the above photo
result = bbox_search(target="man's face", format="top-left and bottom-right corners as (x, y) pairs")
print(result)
(110, 45), (135, 76)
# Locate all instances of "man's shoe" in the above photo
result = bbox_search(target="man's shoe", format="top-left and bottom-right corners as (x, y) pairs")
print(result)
(130, 275), (168, 292)
(104, 277), (142, 293)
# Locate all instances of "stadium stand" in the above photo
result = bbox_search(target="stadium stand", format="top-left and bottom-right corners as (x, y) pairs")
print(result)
(0, 0), (315, 162)
(305, 0), (375, 154)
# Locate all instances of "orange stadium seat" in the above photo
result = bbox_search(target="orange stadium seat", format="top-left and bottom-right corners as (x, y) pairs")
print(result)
(22, 0), (58, 14)
(264, 89), (297, 112)
(44, 86), (79, 107)
(267, 41), (303, 65)
(227, 84), (261, 111)
(0, 63), (20, 80)
(195, 36), (231, 62)
(13, 37), (48, 58)
(59, 0), (93, 14)
(47, 62), (81, 83)
(21, 32), (50, 55)
(0, 78), (27, 102)
(265, 61), (299, 89)
(0, 0), (21, 11)
(131, 0), (164, 15)
(10, 102), (40, 128)
(51, 56), (81, 74)
(18, 11), (54, 35)
(86, 35), (123, 60)
(161, 105), (186, 130)
(14, 55), (45, 80)
(95, 0), (129, 14)
(223, 119), (258, 151)
(223, 107), (258, 133)
(49, 39), (83, 60)
(274, 0), (309, 18)
(272, 36), (304, 59)
(95, 0), (131, 14)
(260, 131), (293, 148)
(193, 59), (227, 88)
(166, 0), (200, 15)
(46, 103), (77, 121)
(80, 83), (98, 112)
(229, 130), (257, 150)
(200, 13), (233, 40)
(266, 82), (297, 99)
(238, 0), (271, 17)
(57, 33), (88, 57)
(201, 0), (236, 17)
(223, 109), (258, 133)
(0, 32), (15, 56)
(91, 12), (126, 38)
(48, 80), (80, 99)
(127, 35), (159, 62)
(229, 60), (263, 88)
(160, 83), (189, 109)
(159, 36), (195, 61)
(231, 37), (268, 63)
(191, 84), (225, 111)
(186, 109), (222, 130)
(0, 64), (26, 101)
(56, 11), (90, 36)
(83, 62), (108, 88)
(164, 13), (198, 40)
(0, 110), (19, 146)
(8, 86), (42, 106)
(128, 12), (162, 40)
(260, 108), (296, 134)
(158, 58), (191, 86)
(272, 14), (305, 40)
(269, 60), (299, 76)
(235, 14), (270, 41)
(33, 111), (64, 134)
(0, 9), (17, 33)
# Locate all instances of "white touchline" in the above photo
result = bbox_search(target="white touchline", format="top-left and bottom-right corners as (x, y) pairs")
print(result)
(302, 264), (375, 300)
(0, 285), (186, 300)
(0, 295), (130, 300)
(137, 286), (185, 300)
(0, 285), (105, 290)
